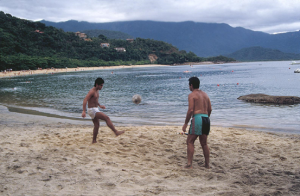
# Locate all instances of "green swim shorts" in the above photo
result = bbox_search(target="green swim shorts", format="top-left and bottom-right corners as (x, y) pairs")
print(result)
(189, 114), (210, 135)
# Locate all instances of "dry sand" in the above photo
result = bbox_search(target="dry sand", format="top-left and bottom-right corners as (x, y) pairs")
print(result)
(0, 109), (300, 195)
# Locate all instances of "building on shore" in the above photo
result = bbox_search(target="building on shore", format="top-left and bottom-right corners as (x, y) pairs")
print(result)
(114, 47), (126, 52)
(100, 43), (110, 48)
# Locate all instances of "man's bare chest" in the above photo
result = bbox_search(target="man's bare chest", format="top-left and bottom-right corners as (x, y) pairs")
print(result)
(90, 91), (99, 101)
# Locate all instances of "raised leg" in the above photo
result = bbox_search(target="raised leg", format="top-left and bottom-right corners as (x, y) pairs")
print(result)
(95, 112), (124, 136)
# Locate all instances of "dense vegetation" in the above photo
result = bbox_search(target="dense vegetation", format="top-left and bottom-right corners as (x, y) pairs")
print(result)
(225, 46), (300, 61)
(82, 29), (134, 40)
(0, 11), (235, 71)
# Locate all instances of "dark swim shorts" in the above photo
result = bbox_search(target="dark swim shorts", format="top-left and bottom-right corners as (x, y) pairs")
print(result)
(189, 114), (210, 135)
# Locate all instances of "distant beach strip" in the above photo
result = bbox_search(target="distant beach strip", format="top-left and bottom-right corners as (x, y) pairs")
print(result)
(0, 64), (170, 78)
(0, 62), (218, 78)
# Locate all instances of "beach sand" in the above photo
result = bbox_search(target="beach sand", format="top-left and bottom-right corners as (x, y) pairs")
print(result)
(1, 109), (300, 195)
(0, 64), (169, 78)
(0, 61), (220, 78)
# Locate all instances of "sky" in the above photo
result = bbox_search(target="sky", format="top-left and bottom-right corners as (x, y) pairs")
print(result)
(1, 0), (300, 34)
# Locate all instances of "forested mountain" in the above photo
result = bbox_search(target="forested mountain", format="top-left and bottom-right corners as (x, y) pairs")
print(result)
(0, 12), (234, 71)
(81, 29), (133, 40)
(226, 47), (300, 61)
(41, 20), (300, 58)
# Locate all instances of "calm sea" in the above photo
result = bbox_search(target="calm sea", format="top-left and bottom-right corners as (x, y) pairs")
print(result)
(1, 61), (300, 134)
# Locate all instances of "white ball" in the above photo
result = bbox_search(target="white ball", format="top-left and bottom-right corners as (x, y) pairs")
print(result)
(132, 94), (142, 104)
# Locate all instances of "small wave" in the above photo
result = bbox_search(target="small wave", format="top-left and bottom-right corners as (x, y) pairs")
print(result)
(6, 106), (87, 121)
(135, 74), (169, 77)
(1, 87), (19, 92)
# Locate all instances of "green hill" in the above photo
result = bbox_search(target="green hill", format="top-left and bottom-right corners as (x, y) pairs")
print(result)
(81, 29), (134, 40)
(226, 46), (300, 61)
(0, 11), (234, 71)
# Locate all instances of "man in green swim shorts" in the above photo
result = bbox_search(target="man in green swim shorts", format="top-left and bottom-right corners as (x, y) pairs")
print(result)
(182, 77), (212, 169)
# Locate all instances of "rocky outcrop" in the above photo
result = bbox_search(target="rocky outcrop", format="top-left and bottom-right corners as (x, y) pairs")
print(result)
(148, 54), (158, 63)
(237, 94), (300, 104)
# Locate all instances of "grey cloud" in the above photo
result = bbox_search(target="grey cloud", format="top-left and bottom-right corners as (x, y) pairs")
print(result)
(1, 0), (300, 33)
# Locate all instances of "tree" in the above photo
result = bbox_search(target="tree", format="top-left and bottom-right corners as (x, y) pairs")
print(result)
(98, 34), (108, 41)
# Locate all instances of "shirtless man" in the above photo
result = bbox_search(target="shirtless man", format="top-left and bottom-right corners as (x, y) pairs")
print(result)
(82, 78), (124, 143)
(182, 77), (212, 169)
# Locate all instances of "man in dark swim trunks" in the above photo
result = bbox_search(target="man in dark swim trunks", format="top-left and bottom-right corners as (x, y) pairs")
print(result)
(182, 77), (212, 169)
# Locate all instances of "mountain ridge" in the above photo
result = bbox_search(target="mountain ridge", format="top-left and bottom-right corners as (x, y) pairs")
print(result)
(40, 20), (300, 58)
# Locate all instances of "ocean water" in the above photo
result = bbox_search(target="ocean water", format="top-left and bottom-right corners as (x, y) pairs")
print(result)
(1, 61), (300, 134)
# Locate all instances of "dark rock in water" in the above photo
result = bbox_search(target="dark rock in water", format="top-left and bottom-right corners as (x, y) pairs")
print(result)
(237, 94), (300, 104)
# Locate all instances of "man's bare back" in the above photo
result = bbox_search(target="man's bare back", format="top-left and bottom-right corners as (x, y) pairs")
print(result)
(189, 89), (211, 116)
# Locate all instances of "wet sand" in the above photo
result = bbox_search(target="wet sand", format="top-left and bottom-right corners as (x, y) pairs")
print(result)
(0, 108), (300, 195)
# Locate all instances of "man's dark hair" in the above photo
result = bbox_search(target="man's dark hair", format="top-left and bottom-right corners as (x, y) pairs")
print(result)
(189, 77), (200, 89)
(94, 77), (104, 87)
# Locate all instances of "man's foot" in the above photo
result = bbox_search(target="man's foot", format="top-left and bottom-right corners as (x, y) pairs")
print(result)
(115, 130), (125, 136)
(205, 164), (210, 169)
(92, 140), (97, 144)
(182, 164), (193, 169)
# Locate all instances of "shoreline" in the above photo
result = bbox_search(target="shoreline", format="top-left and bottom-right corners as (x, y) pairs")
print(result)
(0, 64), (170, 78)
(0, 62), (219, 78)
(3, 104), (299, 134)
(0, 109), (299, 195)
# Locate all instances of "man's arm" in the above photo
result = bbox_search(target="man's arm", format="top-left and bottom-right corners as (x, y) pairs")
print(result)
(207, 98), (212, 117)
(98, 103), (106, 109)
(182, 94), (194, 132)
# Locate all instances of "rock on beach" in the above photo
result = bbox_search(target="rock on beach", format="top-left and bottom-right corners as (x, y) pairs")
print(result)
(237, 93), (300, 104)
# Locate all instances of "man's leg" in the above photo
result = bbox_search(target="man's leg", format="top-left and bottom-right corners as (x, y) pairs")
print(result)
(185, 134), (198, 169)
(199, 134), (210, 169)
(95, 112), (124, 136)
(92, 118), (99, 143)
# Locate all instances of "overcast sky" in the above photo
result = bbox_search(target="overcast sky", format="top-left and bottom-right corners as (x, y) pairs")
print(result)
(1, 0), (300, 34)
